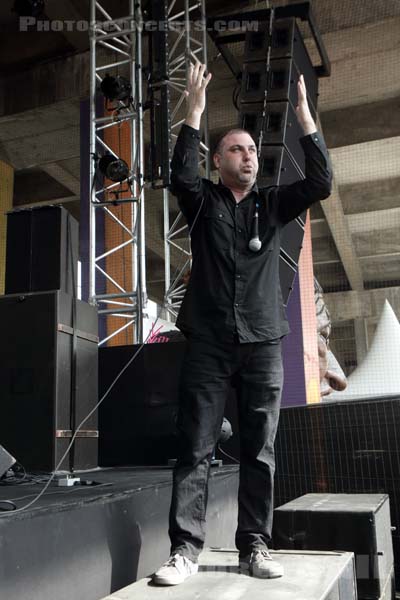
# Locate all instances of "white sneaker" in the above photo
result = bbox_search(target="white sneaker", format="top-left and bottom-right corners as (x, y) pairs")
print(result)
(153, 553), (199, 585)
(239, 549), (284, 578)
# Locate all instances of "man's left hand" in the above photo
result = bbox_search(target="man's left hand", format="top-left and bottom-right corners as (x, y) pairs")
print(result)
(295, 74), (317, 136)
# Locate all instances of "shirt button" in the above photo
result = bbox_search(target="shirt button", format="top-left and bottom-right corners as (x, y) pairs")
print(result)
(218, 213), (223, 218)
(236, 274), (241, 279)
(235, 303), (239, 307)
(237, 228), (242, 233)
(314, 136), (318, 141)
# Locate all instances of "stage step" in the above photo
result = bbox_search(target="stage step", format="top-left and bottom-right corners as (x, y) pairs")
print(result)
(100, 548), (357, 600)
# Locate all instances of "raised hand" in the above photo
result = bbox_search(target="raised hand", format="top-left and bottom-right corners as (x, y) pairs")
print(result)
(295, 74), (317, 136)
(184, 62), (212, 130)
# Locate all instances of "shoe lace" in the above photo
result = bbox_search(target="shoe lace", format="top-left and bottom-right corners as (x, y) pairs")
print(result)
(254, 549), (272, 560)
(166, 554), (192, 569)
(166, 554), (182, 566)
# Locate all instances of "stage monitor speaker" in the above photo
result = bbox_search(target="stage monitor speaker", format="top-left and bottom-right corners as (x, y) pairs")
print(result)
(99, 342), (187, 466)
(0, 445), (16, 479)
(273, 493), (395, 600)
(0, 291), (98, 472)
(5, 205), (79, 296)
(239, 101), (306, 174)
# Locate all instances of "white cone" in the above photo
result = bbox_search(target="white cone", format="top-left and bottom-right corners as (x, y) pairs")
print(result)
(328, 300), (400, 401)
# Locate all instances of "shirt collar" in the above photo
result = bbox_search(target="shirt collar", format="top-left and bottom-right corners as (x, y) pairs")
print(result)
(217, 178), (259, 195)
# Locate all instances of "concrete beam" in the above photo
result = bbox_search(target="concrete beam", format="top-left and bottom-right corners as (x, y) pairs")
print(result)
(15, 196), (79, 209)
(312, 207), (400, 238)
(307, 16), (400, 111)
(41, 162), (80, 196)
(319, 175), (364, 291)
(44, 0), (89, 52)
(324, 286), (400, 323)
(339, 177), (400, 215)
(321, 97), (400, 148)
(0, 53), (89, 116)
(0, 125), (80, 170)
(329, 136), (400, 186)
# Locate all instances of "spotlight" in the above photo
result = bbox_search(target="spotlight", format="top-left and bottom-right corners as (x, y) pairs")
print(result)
(13, 0), (45, 17)
(100, 74), (132, 103)
(99, 154), (130, 183)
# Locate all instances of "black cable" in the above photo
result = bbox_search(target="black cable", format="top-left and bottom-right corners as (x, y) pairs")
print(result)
(68, 214), (78, 473)
(0, 501), (17, 512)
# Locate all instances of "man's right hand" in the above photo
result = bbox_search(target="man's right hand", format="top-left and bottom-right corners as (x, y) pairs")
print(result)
(184, 62), (212, 130)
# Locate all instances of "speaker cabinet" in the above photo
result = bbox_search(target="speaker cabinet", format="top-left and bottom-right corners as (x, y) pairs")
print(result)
(258, 144), (303, 187)
(5, 205), (79, 296)
(239, 101), (306, 175)
(0, 291), (98, 472)
(99, 342), (186, 466)
(243, 18), (318, 115)
(273, 493), (395, 600)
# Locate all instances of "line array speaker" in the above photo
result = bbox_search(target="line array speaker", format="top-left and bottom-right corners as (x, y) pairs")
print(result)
(238, 16), (319, 304)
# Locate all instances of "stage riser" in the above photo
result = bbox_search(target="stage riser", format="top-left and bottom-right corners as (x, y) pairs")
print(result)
(0, 468), (238, 600)
(274, 493), (395, 600)
(275, 397), (400, 591)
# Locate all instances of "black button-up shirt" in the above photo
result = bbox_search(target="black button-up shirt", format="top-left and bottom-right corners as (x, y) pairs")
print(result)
(170, 124), (332, 343)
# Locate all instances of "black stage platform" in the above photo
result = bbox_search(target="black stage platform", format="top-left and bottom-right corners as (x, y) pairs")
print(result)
(0, 465), (239, 600)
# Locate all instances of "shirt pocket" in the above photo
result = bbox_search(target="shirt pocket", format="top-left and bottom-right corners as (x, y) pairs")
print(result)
(204, 208), (234, 251)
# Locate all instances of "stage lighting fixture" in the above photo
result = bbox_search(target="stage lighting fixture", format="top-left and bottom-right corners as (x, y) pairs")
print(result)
(100, 74), (132, 102)
(99, 154), (130, 182)
(13, 0), (44, 17)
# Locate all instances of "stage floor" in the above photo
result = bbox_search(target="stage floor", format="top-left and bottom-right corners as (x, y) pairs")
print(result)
(0, 465), (239, 600)
(100, 548), (357, 600)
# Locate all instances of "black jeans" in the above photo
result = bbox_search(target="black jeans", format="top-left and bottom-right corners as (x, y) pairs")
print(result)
(168, 336), (283, 561)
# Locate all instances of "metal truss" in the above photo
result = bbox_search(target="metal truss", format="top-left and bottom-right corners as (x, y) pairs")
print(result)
(161, 0), (210, 319)
(89, 0), (146, 344)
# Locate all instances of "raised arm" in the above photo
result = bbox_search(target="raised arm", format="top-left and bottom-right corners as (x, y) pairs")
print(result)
(184, 62), (212, 129)
(295, 74), (317, 136)
(277, 74), (332, 224)
(169, 63), (212, 225)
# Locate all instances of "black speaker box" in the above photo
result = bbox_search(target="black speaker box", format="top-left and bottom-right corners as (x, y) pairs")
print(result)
(281, 218), (306, 265)
(279, 254), (298, 306)
(0, 291), (98, 472)
(241, 58), (317, 120)
(99, 342), (187, 466)
(239, 101), (306, 174)
(273, 493), (395, 600)
(242, 17), (318, 115)
(258, 144), (303, 187)
(0, 445), (16, 479)
(5, 205), (79, 296)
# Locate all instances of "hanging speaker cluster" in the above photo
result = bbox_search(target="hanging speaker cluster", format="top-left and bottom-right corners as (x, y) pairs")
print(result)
(237, 16), (321, 305)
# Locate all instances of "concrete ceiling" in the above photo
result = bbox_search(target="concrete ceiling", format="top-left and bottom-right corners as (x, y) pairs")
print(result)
(0, 0), (399, 370)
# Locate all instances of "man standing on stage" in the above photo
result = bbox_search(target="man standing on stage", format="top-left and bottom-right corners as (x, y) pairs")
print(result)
(153, 62), (332, 585)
